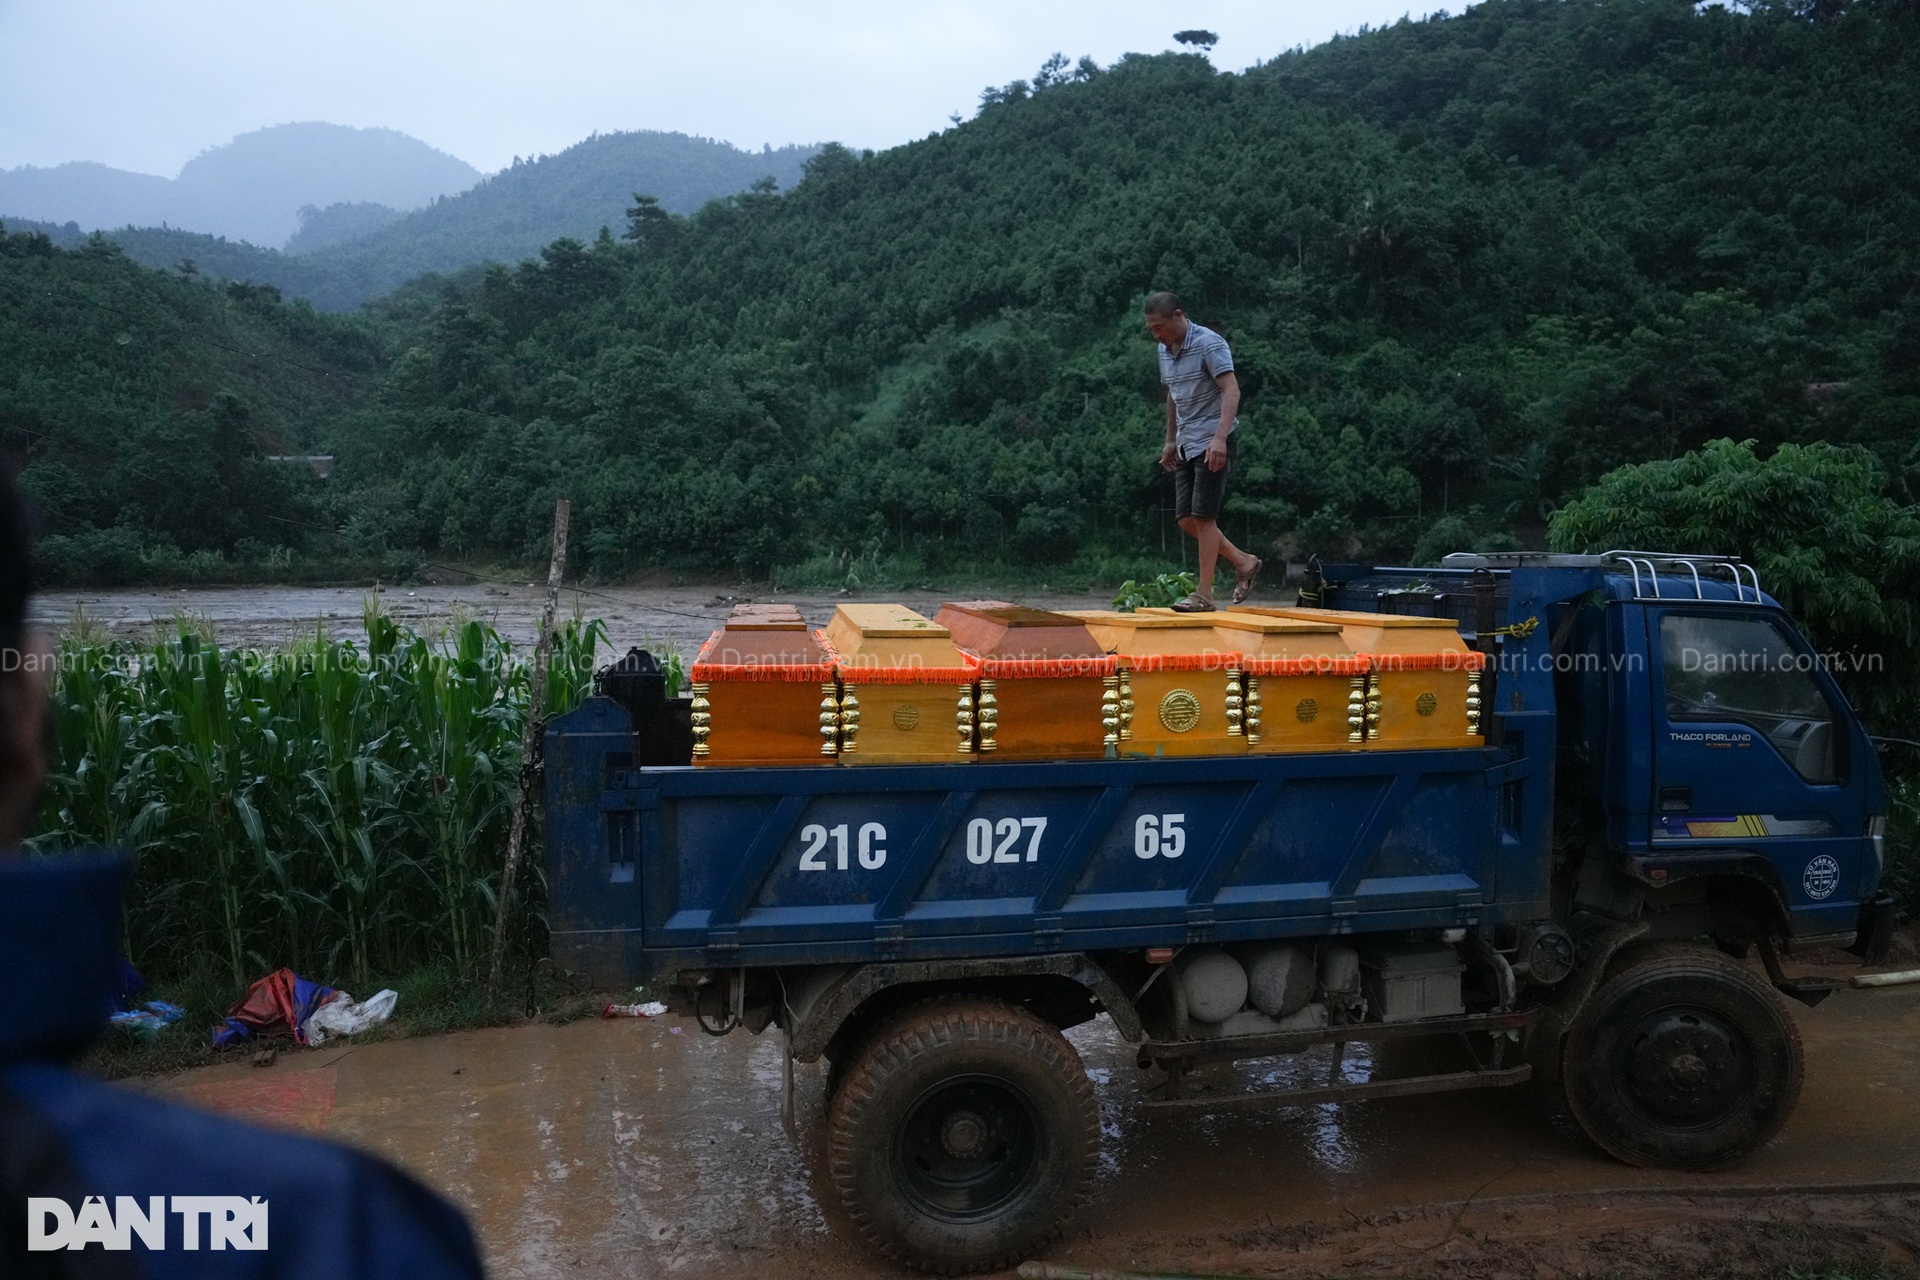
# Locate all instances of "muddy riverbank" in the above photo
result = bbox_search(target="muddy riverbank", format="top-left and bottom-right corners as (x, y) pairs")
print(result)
(135, 973), (1920, 1279)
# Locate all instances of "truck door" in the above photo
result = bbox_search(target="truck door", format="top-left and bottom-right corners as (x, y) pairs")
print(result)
(1647, 606), (1864, 934)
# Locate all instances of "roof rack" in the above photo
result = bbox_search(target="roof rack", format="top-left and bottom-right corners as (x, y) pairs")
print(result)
(1598, 550), (1761, 603)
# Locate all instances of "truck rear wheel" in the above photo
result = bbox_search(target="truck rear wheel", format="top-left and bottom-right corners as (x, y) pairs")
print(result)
(1561, 944), (1803, 1170)
(826, 998), (1098, 1274)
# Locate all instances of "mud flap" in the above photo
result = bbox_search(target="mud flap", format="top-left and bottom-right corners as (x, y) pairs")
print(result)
(1525, 919), (1648, 1090)
(1848, 892), (1897, 966)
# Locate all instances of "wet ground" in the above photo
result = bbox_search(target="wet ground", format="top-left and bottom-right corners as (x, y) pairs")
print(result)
(29, 582), (1124, 664)
(136, 973), (1920, 1279)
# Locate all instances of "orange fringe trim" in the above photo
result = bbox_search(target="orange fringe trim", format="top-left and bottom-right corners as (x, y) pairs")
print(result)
(975, 655), (1120, 679)
(1369, 651), (1488, 672)
(1239, 654), (1371, 677)
(815, 631), (984, 685)
(689, 629), (837, 683)
(1118, 651), (1242, 674)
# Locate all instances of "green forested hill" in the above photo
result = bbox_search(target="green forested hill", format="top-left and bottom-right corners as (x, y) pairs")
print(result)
(331, 0), (1920, 580)
(6, 132), (819, 312)
(7, 0), (1918, 588)
(0, 228), (394, 582)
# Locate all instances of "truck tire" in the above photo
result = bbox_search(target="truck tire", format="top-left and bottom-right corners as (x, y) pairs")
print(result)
(1561, 944), (1803, 1170)
(826, 998), (1098, 1274)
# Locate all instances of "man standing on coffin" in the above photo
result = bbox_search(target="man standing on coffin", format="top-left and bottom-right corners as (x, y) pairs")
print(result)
(1144, 291), (1261, 612)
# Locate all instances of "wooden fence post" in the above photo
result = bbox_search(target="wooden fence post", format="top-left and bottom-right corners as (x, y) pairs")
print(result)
(487, 498), (570, 1001)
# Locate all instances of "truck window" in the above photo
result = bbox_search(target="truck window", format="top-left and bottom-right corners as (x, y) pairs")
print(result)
(1658, 614), (1839, 784)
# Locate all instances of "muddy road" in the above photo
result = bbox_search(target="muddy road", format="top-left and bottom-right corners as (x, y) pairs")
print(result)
(29, 582), (1126, 663)
(138, 974), (1920, 1279)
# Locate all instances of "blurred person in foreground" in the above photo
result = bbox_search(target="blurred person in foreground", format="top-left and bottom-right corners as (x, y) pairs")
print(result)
(1145, 290), (1262, 612)
(0, 466), (486, 1278)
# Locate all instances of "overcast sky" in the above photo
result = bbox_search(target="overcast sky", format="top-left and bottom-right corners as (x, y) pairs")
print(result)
(0, 1), (1458, 177)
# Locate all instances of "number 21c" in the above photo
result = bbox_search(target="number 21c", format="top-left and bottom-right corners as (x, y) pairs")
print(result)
(799, 823), (886, 871)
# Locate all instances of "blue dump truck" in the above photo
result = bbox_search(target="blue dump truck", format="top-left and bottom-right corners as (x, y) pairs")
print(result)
(543, 551), (1897, 1273)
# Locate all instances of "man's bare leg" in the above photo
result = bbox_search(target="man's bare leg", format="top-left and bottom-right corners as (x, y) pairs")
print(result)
(1180, 516), (1253, 602)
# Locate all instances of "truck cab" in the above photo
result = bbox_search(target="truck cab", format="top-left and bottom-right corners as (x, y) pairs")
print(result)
(1379, 550), (1891, 964)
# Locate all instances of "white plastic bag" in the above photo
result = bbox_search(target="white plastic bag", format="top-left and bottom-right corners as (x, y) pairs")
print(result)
(302, 989), (398, 1046)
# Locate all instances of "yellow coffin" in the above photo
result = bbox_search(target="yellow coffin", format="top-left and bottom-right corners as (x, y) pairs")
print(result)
(821, 605), (983, 763)
(933, 601), (1119, 760)
(1065, 611), (1246, 757)
(1236, 607), (1486, 748)
(1204, 613), (1370, 753)
(688, 603), (839, 765)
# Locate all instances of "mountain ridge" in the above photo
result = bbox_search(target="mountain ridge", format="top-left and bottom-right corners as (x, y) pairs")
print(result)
(0, 123), (481, 248)
(2, 129), (819, 309)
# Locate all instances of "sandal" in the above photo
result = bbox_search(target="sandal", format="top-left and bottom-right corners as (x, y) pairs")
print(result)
(1231, 556), (1263, 605)
(1168, 592), (1216, 613)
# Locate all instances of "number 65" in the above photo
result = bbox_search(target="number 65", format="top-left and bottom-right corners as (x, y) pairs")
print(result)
(1134, 813), (1186, 859)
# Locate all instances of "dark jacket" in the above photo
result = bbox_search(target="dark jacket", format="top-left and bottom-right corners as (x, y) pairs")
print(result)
(1, 856), (485, 1279)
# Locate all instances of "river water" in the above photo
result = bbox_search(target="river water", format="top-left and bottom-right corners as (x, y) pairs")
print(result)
(29, 582), (1123, 663)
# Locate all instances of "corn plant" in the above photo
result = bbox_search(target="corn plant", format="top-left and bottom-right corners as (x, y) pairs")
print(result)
(29, 610), (607, 990)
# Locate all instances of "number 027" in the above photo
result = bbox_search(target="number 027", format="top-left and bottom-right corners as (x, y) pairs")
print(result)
(965, 816), (1048, 864)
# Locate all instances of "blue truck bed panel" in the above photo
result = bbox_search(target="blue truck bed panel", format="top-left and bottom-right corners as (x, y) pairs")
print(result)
(545, 696), (1547, 980)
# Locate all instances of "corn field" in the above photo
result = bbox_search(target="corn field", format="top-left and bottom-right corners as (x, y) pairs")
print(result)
(29, 604), (610, 989)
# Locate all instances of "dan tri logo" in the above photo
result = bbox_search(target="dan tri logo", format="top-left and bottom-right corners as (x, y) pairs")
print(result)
(27, 1196), (269, 1251)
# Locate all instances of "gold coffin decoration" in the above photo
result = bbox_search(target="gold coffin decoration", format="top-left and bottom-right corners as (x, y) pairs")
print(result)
(1204, 612), (1370, 753)
(820, 604), (983, 764)
(1064, 610), (1247, 758)
(933, 601), (1119, 760)
(1235, 607), (1486, 748)
(688, 603), (840, 766)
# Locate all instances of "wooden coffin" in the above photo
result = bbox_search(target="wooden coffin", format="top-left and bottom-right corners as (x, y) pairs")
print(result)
(821, 605), (982, 763)
(1064, 611), (1247, 757)
(1205, 613), (1370, 753)
(933, 601), (1120, 760)
(687, 604), (839, 765)
(1236, 607), (1486, 748)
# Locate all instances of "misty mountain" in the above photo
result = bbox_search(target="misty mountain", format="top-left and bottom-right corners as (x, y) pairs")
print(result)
(3, 130), (818, 310)
(289, 131), (819, 297)
(0, 123), (480, 248)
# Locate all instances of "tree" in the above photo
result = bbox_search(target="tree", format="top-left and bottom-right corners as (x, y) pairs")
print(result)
(622, 193), (673, 249)
(1033, 53), (1072, 89)
(1550, 439), (1920, 729)
(1174, 29), (1219, 51)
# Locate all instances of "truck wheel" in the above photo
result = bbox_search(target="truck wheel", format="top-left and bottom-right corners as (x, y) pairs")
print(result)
(1561, 944), (1803, 1170)
(827, 998), (1098, 1274)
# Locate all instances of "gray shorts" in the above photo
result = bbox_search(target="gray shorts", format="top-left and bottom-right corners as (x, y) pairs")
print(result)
(1173, 434), (1235, 521)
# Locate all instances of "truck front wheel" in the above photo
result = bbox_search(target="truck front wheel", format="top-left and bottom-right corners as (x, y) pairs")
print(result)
(1562, 944), (1803, 1170)
(827, 997), (1099, 1274)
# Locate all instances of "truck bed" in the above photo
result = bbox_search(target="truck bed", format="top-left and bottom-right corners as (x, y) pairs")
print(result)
(544, 697), (1550, 982)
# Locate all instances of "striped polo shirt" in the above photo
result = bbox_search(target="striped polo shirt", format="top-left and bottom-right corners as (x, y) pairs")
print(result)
(1157, 321), (1238, 461)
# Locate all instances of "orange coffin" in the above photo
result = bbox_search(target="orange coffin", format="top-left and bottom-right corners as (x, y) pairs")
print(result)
(820, 605), (982, 763)
(688, 603), (839, 765)
(1204, 613), (1370, 753)
(1236, 607), (1486, 748)
(1065, 610), (1246, 757)
(934, 601), (1119, 760)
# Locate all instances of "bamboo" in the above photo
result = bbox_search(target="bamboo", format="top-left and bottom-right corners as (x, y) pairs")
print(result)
(487, 499), (571, 999)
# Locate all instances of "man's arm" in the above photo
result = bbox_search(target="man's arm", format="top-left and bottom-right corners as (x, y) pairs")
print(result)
(1160, 394), (1179, 472)
(1203, 371), (1240, 472)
